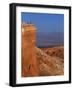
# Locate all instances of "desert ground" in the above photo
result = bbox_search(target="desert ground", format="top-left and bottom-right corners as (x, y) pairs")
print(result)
(22, 45), (64, 77)
(36, 46), (64, 76)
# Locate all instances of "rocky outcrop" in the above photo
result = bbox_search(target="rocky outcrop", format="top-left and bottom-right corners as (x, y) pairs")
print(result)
(40, 46), (64, 59)
(35, 47), (64, 76)
(21, 23), (64, 77)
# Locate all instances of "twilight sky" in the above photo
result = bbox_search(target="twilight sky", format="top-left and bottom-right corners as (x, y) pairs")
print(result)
(21, 12), (64, 33)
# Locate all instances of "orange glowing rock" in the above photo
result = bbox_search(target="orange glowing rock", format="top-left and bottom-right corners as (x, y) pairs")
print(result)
(21, 23), (38, 77)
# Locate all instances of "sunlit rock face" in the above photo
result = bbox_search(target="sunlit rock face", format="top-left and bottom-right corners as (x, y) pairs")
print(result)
(21, 23), (39, 77)
(21, 23), (64, 77)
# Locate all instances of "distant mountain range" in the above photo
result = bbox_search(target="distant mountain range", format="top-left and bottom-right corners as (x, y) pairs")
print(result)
(36, 32), (64, 48)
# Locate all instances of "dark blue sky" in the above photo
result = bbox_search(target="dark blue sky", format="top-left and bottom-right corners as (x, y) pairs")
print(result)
(21, 12), (64, 47)
(21, 12), (64, 33)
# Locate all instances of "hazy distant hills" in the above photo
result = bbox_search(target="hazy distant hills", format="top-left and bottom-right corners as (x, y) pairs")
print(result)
(36, 32), (64, 48)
